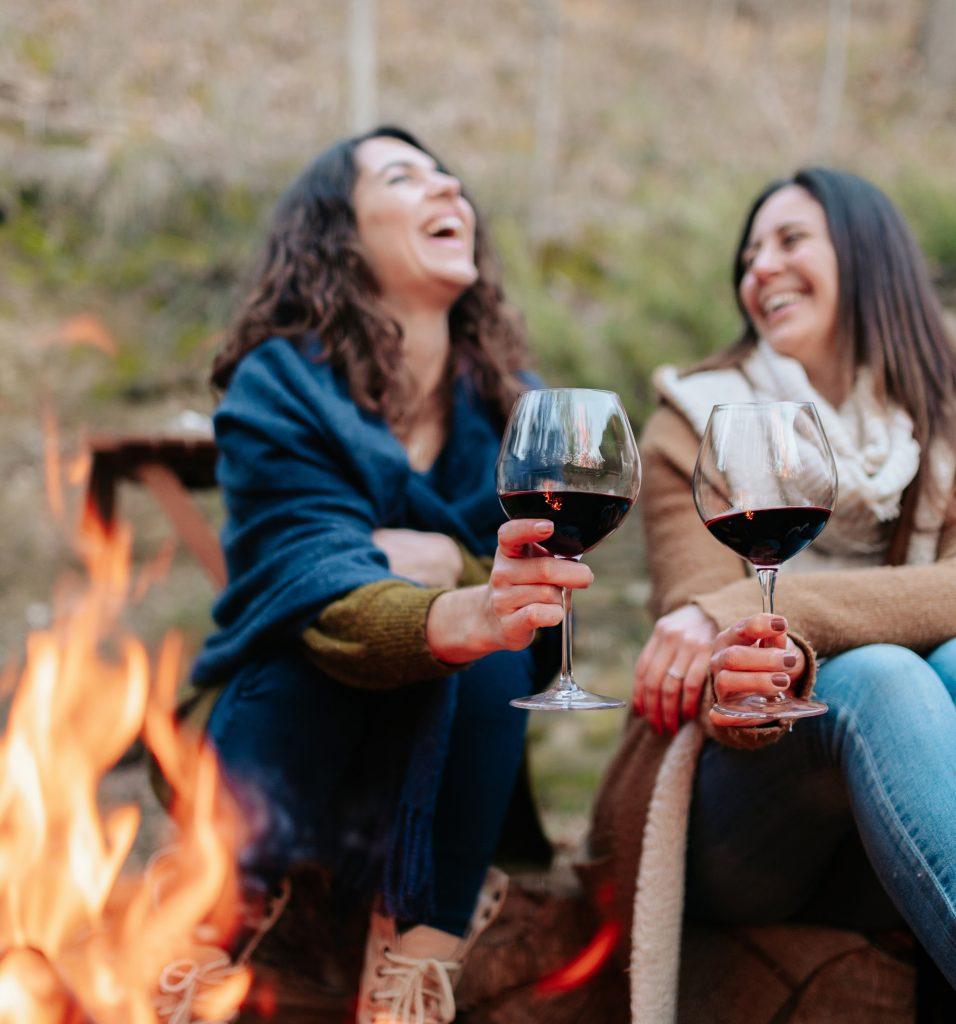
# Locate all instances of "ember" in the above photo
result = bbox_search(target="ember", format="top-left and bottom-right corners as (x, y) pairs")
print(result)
(534, 920), (621, 996)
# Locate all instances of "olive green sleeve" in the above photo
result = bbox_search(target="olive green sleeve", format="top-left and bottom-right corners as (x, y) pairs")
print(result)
(301, 579), (464, 690)
(455, 540), (494, 586)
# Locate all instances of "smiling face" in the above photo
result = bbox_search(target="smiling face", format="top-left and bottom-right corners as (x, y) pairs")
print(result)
(738, 184), (841, 371)
(351, 135), (478, 313)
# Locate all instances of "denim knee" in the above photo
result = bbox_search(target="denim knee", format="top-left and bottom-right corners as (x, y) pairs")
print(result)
(925, 636), (956, 703)
(816, 644), (948, 717)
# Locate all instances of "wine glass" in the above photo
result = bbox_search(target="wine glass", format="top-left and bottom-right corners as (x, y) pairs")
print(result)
(692, 401), (838, 721)
(497, 388), (641, 711)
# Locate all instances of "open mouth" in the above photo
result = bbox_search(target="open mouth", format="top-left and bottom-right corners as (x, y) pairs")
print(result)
(423, 215), (466, 242)
(761, 290), (804, 317)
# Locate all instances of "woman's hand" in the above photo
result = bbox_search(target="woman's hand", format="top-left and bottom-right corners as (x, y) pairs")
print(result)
(633, 604), (718, 735)
(709, 613), (806, 728)
(373, 528), (463, 589)
(425, 519), (593, 664)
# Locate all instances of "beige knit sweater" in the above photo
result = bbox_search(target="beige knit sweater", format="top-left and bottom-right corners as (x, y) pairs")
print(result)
(584, 402), (956, 1024)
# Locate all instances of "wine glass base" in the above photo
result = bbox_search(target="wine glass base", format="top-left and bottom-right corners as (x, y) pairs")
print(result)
(712, 694), (828, 722)
(511, 687), (625, 712)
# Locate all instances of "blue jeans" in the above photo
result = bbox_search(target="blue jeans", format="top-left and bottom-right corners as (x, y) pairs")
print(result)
(686, 638), (956, 988)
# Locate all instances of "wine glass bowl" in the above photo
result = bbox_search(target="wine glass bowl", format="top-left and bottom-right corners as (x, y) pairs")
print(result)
(497, 388), (641, 710)
(693, 402), (838, 721)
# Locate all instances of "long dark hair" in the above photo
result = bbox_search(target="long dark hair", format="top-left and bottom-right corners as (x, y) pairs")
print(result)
(697, 167), (956, 456)
(211, 126), (529, 428)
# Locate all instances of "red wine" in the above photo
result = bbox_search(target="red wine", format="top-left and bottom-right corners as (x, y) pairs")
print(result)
(499, 489), (633, 558)
(705, 505), (831, 567)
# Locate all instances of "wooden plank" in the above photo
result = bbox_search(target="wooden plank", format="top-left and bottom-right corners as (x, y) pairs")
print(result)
(136, 463), (226, 588)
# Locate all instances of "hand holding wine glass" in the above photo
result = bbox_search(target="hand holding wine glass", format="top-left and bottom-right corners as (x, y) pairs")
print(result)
(693, 402), (837, 722)
(708, 612), (807, 728)
(497, 388), (641, 710)
(424, 518), (597, 667)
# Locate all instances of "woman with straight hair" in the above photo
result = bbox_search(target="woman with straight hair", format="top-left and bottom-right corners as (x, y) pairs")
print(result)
(587, 167), (956, 1018)
(182, 126), (586, 1024)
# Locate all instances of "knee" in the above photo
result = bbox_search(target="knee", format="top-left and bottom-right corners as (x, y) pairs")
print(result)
(819, 644), (939, 707)
(925, 636), (956, 699)
(926, 636), (956, 673)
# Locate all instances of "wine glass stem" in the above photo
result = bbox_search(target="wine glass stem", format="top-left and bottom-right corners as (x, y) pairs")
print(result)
(756, 567), (783, 704)
(756, 567), (777, 615)
(558, 586), (575, 693)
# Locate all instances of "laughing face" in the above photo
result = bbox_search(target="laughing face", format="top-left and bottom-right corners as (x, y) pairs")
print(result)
(738, 184), (840, 370)
(352, 136), (478, 313)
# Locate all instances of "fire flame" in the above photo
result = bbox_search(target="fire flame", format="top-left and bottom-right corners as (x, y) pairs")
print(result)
(535, 880), (621, 997)
(534, 920), (621, 995)
(0, 495), (250, 1021)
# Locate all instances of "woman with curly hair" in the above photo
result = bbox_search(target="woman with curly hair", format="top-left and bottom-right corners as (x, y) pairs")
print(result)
(186, 127), (587, 1024)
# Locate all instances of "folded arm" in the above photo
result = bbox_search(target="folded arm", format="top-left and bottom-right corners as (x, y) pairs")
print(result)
(303, 519), (592, 689)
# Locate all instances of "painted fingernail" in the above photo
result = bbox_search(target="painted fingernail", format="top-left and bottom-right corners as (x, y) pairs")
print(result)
(535, 521), (552, 533)
(783, 654), (797, 668)
(772, 673), (790, 688)
(771, 617), (787, 631)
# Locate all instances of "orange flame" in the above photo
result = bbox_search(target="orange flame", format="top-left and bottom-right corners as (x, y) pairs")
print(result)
(0, 504), (250, 1021)
(66, 450), (92, 488)
(534, 920), (621, 995)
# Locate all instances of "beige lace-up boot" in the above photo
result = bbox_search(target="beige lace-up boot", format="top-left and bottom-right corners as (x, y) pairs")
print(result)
(356, 867), (507, 1024)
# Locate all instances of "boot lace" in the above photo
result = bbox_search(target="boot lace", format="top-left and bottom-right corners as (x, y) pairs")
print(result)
(148, 846), (291, 1023)
(370, 948), (460, 1024)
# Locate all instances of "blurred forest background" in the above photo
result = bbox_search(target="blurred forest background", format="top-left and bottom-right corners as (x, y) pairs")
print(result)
(2, 0), (955, 844)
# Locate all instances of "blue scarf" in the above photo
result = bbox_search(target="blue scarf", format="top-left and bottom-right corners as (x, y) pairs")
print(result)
(193, 337), (542, 917)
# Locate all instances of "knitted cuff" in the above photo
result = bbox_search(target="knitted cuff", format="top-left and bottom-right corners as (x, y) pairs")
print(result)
(691, 580), (761, 635)
(455, 540), (494, 588)
(302, 580), (461, 690)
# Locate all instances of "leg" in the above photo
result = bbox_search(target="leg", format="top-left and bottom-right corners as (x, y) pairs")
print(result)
(689, 644), (956, 988)
(358, 649), (534, 1024)
(423, 648), (536, 935)
(816, 645), (956, 988)
(206, 654), (367, 882)
(208, 650), (437, 895)
(687, 713), (854, 924)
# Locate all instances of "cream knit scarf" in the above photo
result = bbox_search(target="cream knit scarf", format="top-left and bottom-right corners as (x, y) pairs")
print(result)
(627, 343), (955, 1024)
(653, 340), (954, 567)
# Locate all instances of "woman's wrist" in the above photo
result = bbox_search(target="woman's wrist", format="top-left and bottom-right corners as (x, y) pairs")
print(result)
(425, 585), (494, 664)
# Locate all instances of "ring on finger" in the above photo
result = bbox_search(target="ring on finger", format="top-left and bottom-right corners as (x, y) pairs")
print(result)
(665, 667), (685, 681)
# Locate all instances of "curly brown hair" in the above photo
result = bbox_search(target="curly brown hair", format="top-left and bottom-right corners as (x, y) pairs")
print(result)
(211, 126), (530, 429)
